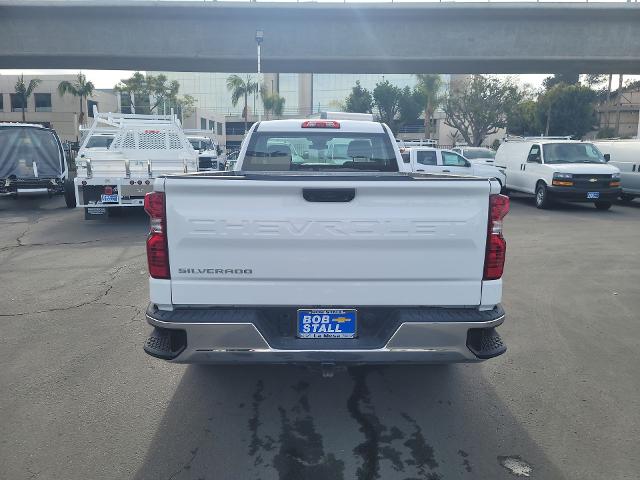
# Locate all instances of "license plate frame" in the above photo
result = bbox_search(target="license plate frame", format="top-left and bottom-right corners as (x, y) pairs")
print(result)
(297, 309), (357, 339)
(587, 191), (600, 199)
(100, 193), (119, 203)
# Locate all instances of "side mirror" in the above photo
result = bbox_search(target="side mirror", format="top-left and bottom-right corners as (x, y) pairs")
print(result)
(464, 160), (471, 168)
(604, 153), (610, 162)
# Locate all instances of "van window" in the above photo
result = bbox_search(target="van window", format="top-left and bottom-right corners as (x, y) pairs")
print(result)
(542, 143), (606, 164)
(416, 151), (437, 166)
(442, 151), (468, 167)
(527, 145), (541, 163)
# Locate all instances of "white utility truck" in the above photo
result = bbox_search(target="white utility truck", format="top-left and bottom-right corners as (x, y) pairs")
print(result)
(591, 139), (640, 202)
(495, 137), (621, 210)
(185, 132), (221, 171)
(142, 117), (509, 367)
(72, 110), (197, 219)
(401, 146), (506, 188)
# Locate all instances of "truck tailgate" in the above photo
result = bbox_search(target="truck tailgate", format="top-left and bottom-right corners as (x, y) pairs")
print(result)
(165, 176), (491, 306)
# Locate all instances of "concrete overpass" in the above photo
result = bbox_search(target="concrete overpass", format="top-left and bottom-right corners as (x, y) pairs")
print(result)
(1, 1), (639, 74)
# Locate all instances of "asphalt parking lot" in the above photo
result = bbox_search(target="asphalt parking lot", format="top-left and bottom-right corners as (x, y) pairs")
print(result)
(1, 194), (639, 480)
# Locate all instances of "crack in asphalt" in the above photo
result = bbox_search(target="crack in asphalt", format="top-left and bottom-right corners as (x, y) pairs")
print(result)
(0, 238), (144, 252)
(0, 264), (129, 317)
(166, 447), (199, 480)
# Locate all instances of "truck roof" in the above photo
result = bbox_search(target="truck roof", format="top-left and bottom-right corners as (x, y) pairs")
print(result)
(255, 119), (386, 133)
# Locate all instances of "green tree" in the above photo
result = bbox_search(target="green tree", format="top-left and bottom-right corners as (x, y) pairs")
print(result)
(373, 80), (402, 131)
(344, 80), (373, 114)
(443, 75), (521, 146)
(261, 89), (286, 119)
(115, 72), (151, 114)
(537, 83), (597, 138)
(583, 74), (607, 88)
(149, 74), (180, 114)
(397, 86), (424, 128)
(226, 74), (258, 133)
(507, 99), (539, 136)
(175, 94), (197, 121)
(414, 74), (443, 137)
(542, 73), (580, 89)
(14, 74), (41, 122)
(57, 72), (95, 125)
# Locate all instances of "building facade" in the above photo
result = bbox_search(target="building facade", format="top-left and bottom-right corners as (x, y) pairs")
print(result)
(0, 74), (119, 142)
(596, 89), (640, 139)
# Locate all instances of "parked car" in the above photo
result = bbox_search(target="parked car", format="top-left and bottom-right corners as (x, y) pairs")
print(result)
(452, 146), (497, 166)
(591, 139), (640, 202)
(0, 123), (71, 201)
(495, 138), (620, 210)
(141, 116), (509, 366)
(401, 147), (506, 188)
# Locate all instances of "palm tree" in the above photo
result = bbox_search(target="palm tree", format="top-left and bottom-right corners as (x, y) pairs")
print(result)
(57, 72), (95, 126)
(226, 74), (258, 133)
(271, 94), (285, 118)
(414, 74), (443, 139)
(14, 74), (41, 122)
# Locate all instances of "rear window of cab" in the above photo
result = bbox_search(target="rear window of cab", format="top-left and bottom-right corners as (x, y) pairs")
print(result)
(243, 131), (398, 172)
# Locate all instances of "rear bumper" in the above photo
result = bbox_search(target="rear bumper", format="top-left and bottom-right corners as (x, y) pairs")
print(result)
(0, 178), (64, 195)
(144, 304), (506, 364)
(74, 177), (153, 207)
(547, 185), (620, 202)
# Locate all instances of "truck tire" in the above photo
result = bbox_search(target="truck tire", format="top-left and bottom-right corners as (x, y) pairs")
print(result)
(594, 201), (612, 210)
(64, 179), (76, 208)
(535, 183), (551, 209)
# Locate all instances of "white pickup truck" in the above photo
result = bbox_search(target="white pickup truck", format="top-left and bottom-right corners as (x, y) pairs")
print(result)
(142, 118), (509, 366)
(401, 147), (506, 189)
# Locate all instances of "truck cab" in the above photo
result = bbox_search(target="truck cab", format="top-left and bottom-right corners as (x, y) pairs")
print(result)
(186, 134), (221, 171)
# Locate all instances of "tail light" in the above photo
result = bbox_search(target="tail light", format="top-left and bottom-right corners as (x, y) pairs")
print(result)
(144, 192), (170, 279)
(483, 194), (509, 280)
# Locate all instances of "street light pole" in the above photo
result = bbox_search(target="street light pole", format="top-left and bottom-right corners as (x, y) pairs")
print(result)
(256, 29), (264, 122)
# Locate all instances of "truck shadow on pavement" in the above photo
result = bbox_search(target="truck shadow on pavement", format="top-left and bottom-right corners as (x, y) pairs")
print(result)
(133, 364), (563, 480)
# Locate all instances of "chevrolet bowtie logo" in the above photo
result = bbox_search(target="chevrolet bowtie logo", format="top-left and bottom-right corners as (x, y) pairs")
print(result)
(334, 317), (351, 323)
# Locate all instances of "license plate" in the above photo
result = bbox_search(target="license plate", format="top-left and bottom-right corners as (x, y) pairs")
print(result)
(101, 194), (119, 203)
(297, 309), (357, 339)
(587, 191), (600, 199)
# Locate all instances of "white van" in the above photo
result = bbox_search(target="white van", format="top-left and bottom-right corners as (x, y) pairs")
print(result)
(401, 147), (506, 187)
(495, 138), (621, 210)
(591, 139), (640, 202)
